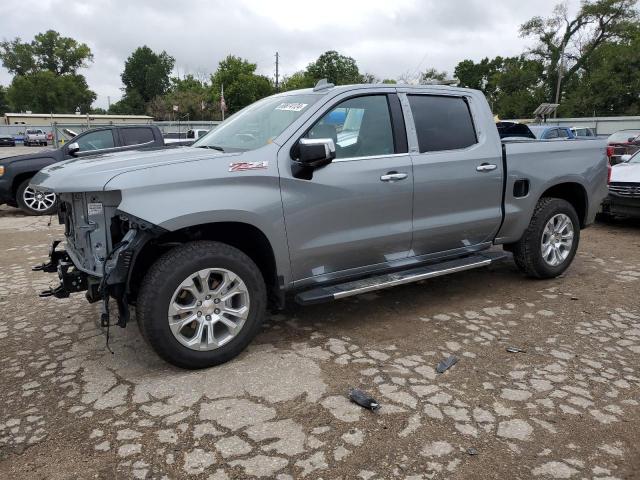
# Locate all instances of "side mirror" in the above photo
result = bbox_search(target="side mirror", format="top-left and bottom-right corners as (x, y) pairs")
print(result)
(67, 142), (80, 156)
(296, 138), (336, 167)
(620, 154), (632, 163)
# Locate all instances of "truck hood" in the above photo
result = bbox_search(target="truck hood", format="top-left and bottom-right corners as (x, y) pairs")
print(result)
(31, 146), (234, 192)
(0, 148), (59, 166)
(610, 162), (640, 183)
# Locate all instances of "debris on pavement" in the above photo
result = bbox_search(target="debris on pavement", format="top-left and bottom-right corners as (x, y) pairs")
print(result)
(506, 346), (527, 353)
(348, 388), (381, 411)
(467, 447), (479, 456)
(436, 355), (458, 373)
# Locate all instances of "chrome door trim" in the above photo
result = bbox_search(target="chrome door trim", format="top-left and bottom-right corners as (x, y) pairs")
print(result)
(332, 153), (411, 163)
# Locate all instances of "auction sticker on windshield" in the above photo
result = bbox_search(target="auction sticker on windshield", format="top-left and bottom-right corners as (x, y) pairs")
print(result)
(275, 103), (308, 112)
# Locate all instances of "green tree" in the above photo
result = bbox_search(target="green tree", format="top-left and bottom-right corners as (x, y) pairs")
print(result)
(520, 0), (638, 104)
(305, 50), (363, 85)
(280, 71), (314, 91)
(108, 89), (145, 115)
(0, 30), (95, 113)
(0, 29), (93, 76)
(0, 85), (8, 115)
(455, 56), (545, 118)
(419, 68), (448, 84)
(147, 75), (211, 120)
(120, 46), (175, 110)
(361, 72), (379, 84)
(562, 27), (640, 115)
(209, 55), (273, 114)
(7, 71), (96, 113)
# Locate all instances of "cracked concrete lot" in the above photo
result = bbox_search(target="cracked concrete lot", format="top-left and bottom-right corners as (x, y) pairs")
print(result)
(0, 204), (639, 480)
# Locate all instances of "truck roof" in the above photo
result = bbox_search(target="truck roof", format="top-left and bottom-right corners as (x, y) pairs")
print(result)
(277, 83), (480, 97)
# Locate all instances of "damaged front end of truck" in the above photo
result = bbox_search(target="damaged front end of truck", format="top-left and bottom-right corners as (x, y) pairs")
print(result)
(34, 190), (166, 329)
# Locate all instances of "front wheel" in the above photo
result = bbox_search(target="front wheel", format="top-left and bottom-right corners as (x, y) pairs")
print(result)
(136, 241), (267, 369)
(511, 197), (580, 279)
(16, 179), (58, 216)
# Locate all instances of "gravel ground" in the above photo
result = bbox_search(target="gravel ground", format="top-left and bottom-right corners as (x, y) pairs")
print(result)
(0, 204), (638, 480)
(0, 145), (51, 158)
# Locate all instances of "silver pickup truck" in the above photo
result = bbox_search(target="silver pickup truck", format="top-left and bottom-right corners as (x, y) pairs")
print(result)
(31, 82), (608, 369)
(24, 129), (48, 146)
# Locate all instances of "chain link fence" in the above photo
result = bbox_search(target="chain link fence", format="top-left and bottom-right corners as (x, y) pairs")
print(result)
(0, 120), (221, 147)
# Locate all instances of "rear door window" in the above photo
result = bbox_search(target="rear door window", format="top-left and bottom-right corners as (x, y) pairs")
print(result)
(121, 127), (155, 146)
(408, 95), (477, 152)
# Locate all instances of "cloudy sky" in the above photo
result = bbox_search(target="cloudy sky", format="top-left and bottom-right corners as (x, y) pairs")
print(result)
(1, 0), (579, 109)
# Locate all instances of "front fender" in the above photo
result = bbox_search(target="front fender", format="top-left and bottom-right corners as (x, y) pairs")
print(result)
(105, 147), (292, 285)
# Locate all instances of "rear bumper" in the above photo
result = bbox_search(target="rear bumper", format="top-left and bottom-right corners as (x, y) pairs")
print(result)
(602, 195), (640, 218)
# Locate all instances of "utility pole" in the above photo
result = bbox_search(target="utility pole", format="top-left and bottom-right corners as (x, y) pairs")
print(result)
(553, 51), (565, 118)
(107, 96), (111, 110)
(275, 52), (280, 92)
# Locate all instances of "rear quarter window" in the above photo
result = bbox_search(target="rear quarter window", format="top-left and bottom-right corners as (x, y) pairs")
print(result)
(408, 95), (477, 152)
(121, 127), (155, 146)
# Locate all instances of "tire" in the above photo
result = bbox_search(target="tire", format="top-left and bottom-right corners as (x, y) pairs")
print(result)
(512, 197), (580, 279)
(16, 178), (58, 216)
(137, 241), (267, 369)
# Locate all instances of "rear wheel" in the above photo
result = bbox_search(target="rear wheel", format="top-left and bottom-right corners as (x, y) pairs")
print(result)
(512, 197), (580, 279)
(16, 179), (57, 216)
(137, 241), (267, 369)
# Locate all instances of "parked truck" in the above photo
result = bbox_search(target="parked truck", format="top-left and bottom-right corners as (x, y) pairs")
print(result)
(31, 83), (608, 369)
(0, 125), (169, 215)
(23, 129), (48, 146)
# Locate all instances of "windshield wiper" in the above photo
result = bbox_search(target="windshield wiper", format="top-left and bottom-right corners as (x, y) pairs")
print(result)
(196, 145), (225, 152)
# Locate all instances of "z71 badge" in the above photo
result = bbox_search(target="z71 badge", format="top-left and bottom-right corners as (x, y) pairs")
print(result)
(229, 161), (269, 172)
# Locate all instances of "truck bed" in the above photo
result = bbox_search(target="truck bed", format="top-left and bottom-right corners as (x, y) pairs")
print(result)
(496, 138), (608, 244)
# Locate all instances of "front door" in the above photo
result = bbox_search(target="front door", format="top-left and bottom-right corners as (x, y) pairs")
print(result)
(279, 93), (414, 284)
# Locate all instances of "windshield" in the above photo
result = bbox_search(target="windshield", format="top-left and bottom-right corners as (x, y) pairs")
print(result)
(193, 94), (322, 152)
(630, 151), (640, 164)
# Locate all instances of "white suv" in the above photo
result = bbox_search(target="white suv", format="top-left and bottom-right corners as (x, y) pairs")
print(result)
(604, 151), (640, 218)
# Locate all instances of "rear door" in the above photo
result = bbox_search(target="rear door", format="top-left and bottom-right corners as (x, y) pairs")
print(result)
(401, 90), (504, 256)
(279, 92), (414, 284)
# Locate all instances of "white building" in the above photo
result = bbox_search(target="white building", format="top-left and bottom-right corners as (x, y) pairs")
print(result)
(3, 112), (153, 126)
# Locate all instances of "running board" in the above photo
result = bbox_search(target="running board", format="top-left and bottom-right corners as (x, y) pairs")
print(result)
(295, 251), (509, 305)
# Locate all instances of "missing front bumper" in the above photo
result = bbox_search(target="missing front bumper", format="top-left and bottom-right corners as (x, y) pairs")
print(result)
(35, 240), (90, 299)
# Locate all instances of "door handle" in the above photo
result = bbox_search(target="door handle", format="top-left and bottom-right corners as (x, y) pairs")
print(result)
(380, 172), (408, 182)
(476, 163), (497, 172)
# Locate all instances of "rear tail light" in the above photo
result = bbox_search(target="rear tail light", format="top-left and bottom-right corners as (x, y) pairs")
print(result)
(606, 145), (615, 158)
(607, 162), (612, 184)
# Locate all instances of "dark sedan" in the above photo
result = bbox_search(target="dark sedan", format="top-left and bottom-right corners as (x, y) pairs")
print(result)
(0, 134), (16, 147)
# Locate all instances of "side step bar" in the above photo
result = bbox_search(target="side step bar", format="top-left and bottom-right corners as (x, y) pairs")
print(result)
(295, 251), (509, 305)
